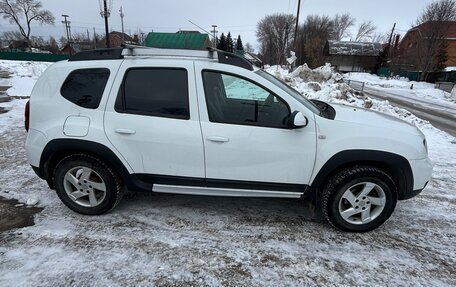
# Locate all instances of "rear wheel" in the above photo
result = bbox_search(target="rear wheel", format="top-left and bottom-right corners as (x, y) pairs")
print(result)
(53, 154), (124, 215)
(321, 166), (397, 232)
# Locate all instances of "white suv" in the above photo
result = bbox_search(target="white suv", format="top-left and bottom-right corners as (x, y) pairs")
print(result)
(25, 47), (432, 232)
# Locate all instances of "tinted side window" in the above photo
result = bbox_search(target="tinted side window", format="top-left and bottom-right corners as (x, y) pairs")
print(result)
(61, 68), (110, 109)
(117, 68), (189, 119)
(202, 71), (290, 128)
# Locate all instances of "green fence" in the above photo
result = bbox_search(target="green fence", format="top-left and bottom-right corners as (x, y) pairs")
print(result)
(398, 71), (419, 81)
(0, 52), (70, 62)
(377, 67), (390, 77)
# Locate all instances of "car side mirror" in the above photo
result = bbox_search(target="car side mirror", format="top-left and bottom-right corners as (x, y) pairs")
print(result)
(289, 111), (308, 129)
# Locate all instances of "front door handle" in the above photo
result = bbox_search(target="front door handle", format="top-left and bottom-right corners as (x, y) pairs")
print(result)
(115, 128), (136, 135)
(207, 136), (229, 143)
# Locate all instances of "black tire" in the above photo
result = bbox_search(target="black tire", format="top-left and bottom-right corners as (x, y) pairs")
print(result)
(53, 154), (124, 215)
(321, 166), (397, 232)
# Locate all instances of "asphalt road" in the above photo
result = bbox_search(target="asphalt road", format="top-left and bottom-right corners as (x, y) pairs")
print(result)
(361, 86), (456, 137)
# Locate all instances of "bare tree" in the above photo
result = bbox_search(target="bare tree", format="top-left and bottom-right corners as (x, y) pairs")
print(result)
(0, 0), (55, 48)
(296, 15), (334, 68)
(2, 30), (22, 42)
(332, 13), (355, 40)
(244, 42), (254, 53)
(371, 32), (388, 43)
(30, 35), (44, 47)
(354, 20), (377, 42)
(45, 36), (59, 53)
(256, 13), (295, 65)
(412, 0), (456, 80)
(1, 30), (22, 49)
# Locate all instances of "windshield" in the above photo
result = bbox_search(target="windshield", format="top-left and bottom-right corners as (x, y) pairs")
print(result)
(255, 69), (321, 114)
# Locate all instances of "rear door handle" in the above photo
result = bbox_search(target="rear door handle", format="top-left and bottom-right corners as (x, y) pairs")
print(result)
(115, 128), (136, 135)
(207, 136), (229, 143)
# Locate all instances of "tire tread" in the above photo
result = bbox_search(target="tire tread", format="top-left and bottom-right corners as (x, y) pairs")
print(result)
(321, 165), (396, 232)
(53, 153), (124, 214)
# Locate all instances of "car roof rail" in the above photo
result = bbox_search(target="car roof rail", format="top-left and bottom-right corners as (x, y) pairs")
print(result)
(68, 48), (124, 61)
(207, 47), (254, 71)
(122, 44), (217, 60)
(68, 45), (254, 71)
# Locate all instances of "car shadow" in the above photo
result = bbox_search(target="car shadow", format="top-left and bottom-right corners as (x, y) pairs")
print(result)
(117, 192), (325, 223)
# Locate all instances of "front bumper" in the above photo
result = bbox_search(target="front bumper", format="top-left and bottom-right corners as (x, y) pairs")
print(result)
(31, 165), (45, 179)
(406, 157), (433, 199)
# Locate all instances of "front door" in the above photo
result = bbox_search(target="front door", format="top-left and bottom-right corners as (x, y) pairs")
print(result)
(195, 63), (317, 187)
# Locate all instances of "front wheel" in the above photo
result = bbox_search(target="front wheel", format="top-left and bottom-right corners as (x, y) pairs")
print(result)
(53, 154), (124, 215)
(321, 166), (398, 232)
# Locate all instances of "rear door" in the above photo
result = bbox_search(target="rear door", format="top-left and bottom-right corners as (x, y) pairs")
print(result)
(104, 59), (205, 179)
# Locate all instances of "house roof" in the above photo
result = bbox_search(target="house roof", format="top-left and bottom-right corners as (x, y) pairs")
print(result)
(110, 31), (134, 42)
(325, 40), (383, 57)
(61, 43), (82, 53)
(144, 32), (209, 50)
(406, 21), (456, 39)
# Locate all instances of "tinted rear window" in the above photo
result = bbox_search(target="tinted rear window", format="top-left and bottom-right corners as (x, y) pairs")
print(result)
(117, 68), (189, 119)
(61, 68), (110, 109)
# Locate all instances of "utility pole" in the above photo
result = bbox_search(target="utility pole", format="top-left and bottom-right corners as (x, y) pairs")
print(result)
(87, 29), (90, 42)
(93, 27), (97, 49)
(211, 25), (218, 47)
(293, 0), (301, 52)
(388, 23), (396, 47)
(68, 24), (72, 43)
(101, 0), (110, 48)
(387, 23), (396, 59)
(140, 32), (145, 45)
(285, 23), (289, 52)
(61, 14), (72, 55)
(119, 6), (125, 43)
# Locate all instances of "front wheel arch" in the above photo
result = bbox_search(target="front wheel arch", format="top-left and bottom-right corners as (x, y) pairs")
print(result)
(310, 150), (413, 201)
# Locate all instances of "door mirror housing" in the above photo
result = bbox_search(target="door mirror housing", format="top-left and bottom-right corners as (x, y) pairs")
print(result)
(289, 111), (308, 129)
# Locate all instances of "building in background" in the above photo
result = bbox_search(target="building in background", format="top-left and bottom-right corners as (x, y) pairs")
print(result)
(144, 31), (210, 50)
(324, 40), (383, 73)
(396, 21), (456, 69)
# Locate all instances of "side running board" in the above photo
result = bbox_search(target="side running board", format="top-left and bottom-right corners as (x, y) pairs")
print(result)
(152, 184), (303, 198)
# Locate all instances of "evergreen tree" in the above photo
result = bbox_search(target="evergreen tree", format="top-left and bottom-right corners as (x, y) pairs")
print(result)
(217, 33), (227, 51)
(226, 32), (234, 53)
(236, 35), (244, 51)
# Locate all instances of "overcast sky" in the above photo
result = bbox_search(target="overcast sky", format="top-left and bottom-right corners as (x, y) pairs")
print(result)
(0, 0), (435, 49)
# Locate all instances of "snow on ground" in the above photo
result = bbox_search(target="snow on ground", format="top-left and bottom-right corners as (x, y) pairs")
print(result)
(0, 61), (455, 286)
(0, 60), (51, 98)
(345, 72), (456, 106)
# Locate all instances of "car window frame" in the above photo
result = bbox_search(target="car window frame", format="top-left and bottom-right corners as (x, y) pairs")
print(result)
(115, 67), (190, 120)
(201, 69), (292, 129)
(60, 68), (111, 109)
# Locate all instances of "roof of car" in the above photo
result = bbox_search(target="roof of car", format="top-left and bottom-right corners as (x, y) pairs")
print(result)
(68, 47), (254, 71)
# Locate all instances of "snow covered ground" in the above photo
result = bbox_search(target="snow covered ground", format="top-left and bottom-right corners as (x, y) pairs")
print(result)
(0, 61), (455, 286)
(0, 60), (51, 98)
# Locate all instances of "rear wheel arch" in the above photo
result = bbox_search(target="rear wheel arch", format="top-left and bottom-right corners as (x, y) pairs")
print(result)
(39, 139), (132, 189)
(310, 150), (413, 200)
